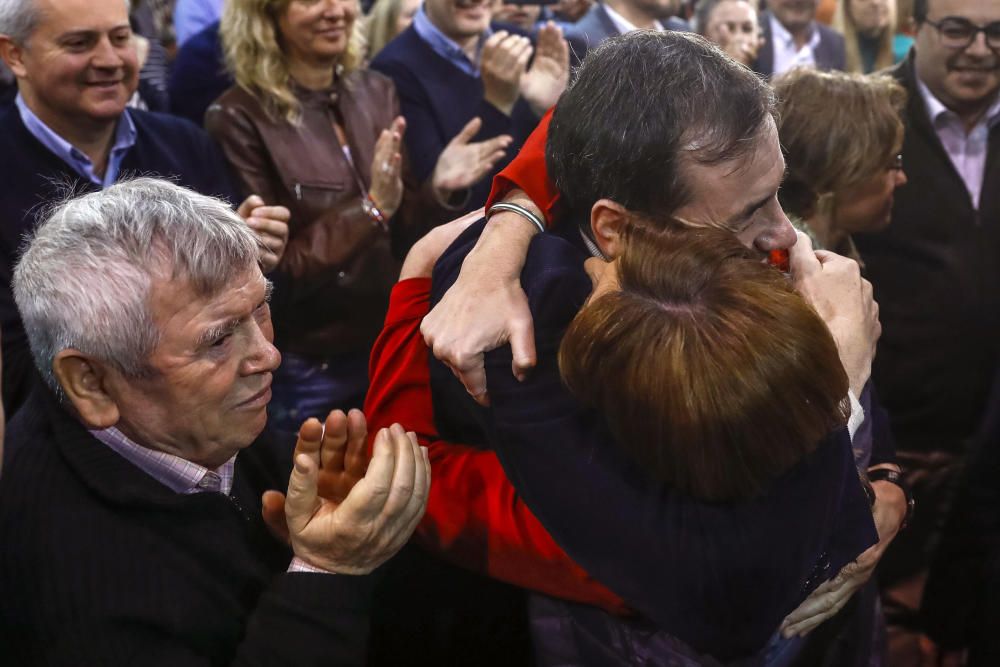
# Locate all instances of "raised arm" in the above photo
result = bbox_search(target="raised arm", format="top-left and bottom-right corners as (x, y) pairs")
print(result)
(362, 219), (626, 613)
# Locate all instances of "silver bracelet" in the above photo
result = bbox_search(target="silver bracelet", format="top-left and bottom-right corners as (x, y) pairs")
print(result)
(487, 202), (546, 234)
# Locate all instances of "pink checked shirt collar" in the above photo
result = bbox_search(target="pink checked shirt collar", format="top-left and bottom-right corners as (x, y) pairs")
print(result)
(90, 426), (236, 495)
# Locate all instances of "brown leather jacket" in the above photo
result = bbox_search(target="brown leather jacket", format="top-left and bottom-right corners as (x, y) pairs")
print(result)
(206, 69), (446, 358)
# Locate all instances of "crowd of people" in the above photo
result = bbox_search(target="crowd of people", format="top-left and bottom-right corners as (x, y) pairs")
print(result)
(0, 0), (997, 665)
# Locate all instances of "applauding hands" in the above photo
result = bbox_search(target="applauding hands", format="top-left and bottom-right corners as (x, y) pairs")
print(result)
(263, 409), (430, 575)
(482, 24), (570, 117)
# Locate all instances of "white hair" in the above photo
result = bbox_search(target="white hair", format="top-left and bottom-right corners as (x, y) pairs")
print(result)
(0, 0), (131, 44)
(13, 177), (263, 391)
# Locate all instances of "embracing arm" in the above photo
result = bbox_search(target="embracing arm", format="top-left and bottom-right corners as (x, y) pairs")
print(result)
(362, 223), (625, 612)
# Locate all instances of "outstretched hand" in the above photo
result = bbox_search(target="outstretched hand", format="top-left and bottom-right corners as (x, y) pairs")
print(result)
(432, 117), (512, 201)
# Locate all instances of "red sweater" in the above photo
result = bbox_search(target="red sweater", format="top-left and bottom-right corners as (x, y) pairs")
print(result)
(364, 278), (626, 613)
(486, 109), (560, 224)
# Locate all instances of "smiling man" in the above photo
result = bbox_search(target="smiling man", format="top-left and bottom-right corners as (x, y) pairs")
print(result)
(0, 0), (291, 420)
(0, 179), (429, 665)
(850, 0), (1000, 652)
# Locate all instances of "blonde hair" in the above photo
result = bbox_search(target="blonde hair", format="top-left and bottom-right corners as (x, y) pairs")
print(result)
(364, 0), (405, 60)
(221, 0), (365, 123)
(773, 68), (906, 220)
(834, 0), (898, 74)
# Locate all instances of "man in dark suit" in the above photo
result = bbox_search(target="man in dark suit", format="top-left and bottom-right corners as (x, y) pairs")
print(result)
(370, 0), (569, 214)
(753, 0), (846, 77)
(0, 178), (429, 665)
(851, 0), (1000, 656)
(569, 0), (688, 50)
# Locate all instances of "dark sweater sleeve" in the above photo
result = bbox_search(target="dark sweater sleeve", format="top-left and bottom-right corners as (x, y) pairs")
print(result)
(231, 572), (376, 666)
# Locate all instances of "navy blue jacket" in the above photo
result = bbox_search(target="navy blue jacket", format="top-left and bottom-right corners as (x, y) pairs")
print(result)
(0, 105), (238, 417)
(429, 219), (879, 661)
(370, 25), (542, 213)
(168, 21), (232, 126)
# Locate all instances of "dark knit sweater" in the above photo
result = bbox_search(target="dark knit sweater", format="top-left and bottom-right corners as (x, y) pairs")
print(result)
(0, 104), (239, 419)
(369, 24), (541, 214)
(0, 388), (376, 666)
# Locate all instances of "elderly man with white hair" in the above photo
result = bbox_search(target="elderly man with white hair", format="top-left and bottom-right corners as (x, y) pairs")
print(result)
(0, 0), (291, 417)
(0, 178), (429, 666)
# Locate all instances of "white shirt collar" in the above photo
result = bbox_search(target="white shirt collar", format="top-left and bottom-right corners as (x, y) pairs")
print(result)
(603, 3), (665, 34)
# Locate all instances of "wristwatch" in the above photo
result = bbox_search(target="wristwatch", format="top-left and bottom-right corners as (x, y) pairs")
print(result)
(868, 468), (915, 530)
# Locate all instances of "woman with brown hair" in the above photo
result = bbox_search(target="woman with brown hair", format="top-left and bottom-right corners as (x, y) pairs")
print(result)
(206, 0), (513, 432)
(560, 221), (851, 503)
(774, 67), (908, 262)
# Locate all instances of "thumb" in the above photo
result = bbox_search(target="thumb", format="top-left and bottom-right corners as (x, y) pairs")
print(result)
(285, 453), (320, 534)
(788, 230), (819, 279)
(261, 490), (290, 544)
(237, 194), (265, 219)
(450, 117), (483, 146)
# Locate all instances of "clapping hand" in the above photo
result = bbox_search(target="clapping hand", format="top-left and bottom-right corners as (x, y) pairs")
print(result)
(431, 118), (512, 201)
(262, 410), (430, 574)
(237, 195), (291, 273)
(520, 22), (569, 117)
(369, 117), (406, 220)
(481, 31), (533, 115)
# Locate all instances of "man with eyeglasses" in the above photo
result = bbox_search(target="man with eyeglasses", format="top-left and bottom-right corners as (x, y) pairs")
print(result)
(851, 0), (999, 660)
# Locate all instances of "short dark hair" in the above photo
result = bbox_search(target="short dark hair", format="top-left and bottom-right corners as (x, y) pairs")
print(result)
(559, 223), (850, 502)
(546, 30), (775, 227)
(913, 0), (928, 23)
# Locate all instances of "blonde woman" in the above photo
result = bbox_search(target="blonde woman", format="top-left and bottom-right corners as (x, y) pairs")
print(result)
(363, 0), (420, 60)
(206, 0), (510, 432)
(835, 0), (914, 73)
(774, 68), (908, 260)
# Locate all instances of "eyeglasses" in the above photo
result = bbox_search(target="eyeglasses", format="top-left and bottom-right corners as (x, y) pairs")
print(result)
(924, 17), (1000, 50)
(889, 154), (903, 171)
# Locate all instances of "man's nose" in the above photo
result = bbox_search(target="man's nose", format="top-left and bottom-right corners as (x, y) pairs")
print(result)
(965, 30), (992, 58)
(760, 210), (798, 253)
(91, 35), (124, 68)
(242, 325), (282, 376)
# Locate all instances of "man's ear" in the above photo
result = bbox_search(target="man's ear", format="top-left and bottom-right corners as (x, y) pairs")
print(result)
(0, 36), (28, 78)
(590, 199), (629, 259)
(52, 350), (120, 430)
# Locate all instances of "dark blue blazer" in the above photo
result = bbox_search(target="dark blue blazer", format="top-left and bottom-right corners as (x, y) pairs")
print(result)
(0, 105), (238, 417)
(429, 219), (878, 660)
(168, 20), (232, 127)
(370, 25), (542, 213)
(567, 3), (690, 53)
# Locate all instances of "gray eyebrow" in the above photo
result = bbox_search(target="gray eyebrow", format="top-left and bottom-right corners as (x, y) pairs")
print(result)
(196, 280), (273, 347)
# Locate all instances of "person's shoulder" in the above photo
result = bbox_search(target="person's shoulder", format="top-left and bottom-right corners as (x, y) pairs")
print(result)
(130, 107), (212, 144)
(521, 232), (591, 322)
(817, 21), (845, 45)
(205, 84), (266, 122)
(370, 25), (424, 68)
(343, 68), (395, 99)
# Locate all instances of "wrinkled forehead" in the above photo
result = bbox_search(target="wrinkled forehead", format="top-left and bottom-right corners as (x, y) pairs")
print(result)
(33, 0), (130, 35)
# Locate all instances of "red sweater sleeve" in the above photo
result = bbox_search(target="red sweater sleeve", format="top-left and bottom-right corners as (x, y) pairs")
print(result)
(485, 109), (560, 226)
(365, 278), (627, 614)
